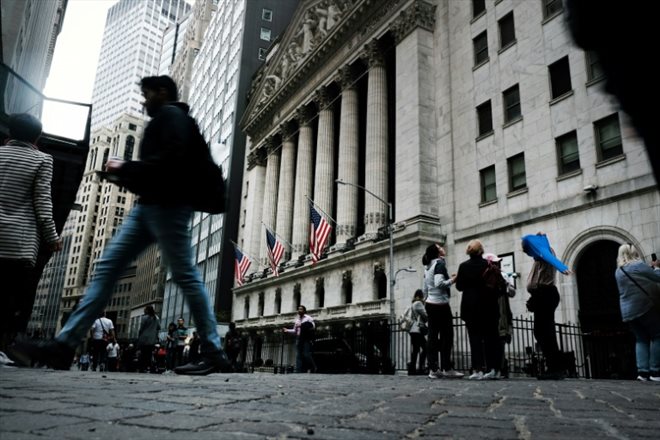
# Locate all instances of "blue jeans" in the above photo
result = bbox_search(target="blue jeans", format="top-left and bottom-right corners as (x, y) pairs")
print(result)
(628, 309), (660, 375)
(296, 338), (316, 373)
(57, 205), (222, 356)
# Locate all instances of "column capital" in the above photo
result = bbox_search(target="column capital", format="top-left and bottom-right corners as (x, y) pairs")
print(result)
(362, 39), (385, 68)
(247, 147), (267, 170)
(295, 105), (315, 127)
(263, 136), (279, 154)
(390, 0), (436, 43)
(336, 64), (358, 91)
(314, 86), (333, 109)
(280, 121), (297, 141)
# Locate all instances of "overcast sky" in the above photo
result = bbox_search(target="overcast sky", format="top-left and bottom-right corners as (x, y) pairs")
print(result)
(42, 0), (118, 139)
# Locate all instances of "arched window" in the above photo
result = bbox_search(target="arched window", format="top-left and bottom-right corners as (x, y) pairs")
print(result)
(341, 271), (353, 304)
(102, 148), (109, 166)
(274, 289), (282, 314)
(315, 277), (325, 308)
(124, 135), (135, 160)
(244, 296), (250, 319)
(258, 292), (264, 317)
(293, 283), (301, 311)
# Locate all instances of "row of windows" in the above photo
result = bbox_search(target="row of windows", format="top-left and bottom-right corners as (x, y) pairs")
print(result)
(478, 113), (623, 203)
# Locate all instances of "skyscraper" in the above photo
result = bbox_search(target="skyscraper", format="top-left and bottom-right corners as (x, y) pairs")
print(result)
(91, 0), (191, 131)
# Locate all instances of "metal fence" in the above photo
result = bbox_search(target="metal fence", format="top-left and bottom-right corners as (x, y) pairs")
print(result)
(239, 315), (636, 379)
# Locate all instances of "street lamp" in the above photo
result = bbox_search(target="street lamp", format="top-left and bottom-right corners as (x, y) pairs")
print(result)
(394, 267), (416, 284)
(335, 179), (395, 325)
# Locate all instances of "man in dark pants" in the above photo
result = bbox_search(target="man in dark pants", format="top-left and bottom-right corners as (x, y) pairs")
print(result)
(523, 233), (572, 380)
(11, 76), (230, 376)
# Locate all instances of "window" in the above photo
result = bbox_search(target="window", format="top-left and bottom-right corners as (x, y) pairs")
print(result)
(472, 0), (485, 18)
(507, 153), (527, 191)
(260, 27), (271, 42)
(498, 12), (516, 49)
(556, 131), (581, 175)
(274, 289), (281, 314)
(473, 31), (489, 65)
(586, 51), (604, 82)
(258, 292), (264, 317)
(477, 100), (493, 137)
(594, 114), (623, 161)
(124, 135), (135, 160)
(258, 47), (267, 60)
(128, 123), (137, 131)
(480, 165), (497, 203)
(549, 56), (572, 99)
(502, 84), (521, 123)
(542, 0), (563, 19)
(262, 8), (272, 21)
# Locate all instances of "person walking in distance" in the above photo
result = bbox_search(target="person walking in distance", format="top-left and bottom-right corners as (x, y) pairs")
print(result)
(223, 322), (242, 371)
(105, 337), (120, 372)
(422, 244), (463, 379)
(522, 232), (572, 380)
(0, 114), (62, 353)
(282, 305), (317, 373)
(614, 244), (660, 381)
(175, 318), (188, 366)
(11, 75), (230, 375)
(137, 305), (160, 373)
(90, 312), (113, 371)
(408, 290), (428, 376)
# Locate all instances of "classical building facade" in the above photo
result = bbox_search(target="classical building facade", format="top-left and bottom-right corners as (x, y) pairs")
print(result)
(234, 0), (659, 369)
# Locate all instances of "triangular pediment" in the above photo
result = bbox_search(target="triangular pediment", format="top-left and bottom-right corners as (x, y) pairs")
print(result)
(245, 0), (357, 127)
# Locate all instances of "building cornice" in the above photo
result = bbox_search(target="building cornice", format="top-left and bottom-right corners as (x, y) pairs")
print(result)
(389, 0), (436, 43)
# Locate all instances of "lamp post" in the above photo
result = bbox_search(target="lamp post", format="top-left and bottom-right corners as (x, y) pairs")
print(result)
(335, 179), (395, 325)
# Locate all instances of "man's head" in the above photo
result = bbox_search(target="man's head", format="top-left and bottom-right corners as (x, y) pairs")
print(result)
(466, 239), (484, 257)
(9, 113), (42, 143)
(297, 305), (307, 316)
(139, 75), (178, 117)
(177, 317), (185, 327)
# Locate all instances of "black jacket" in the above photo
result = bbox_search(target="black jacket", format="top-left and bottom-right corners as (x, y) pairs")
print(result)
(117, 102), (208, 206)
(455, 255), (498, 321)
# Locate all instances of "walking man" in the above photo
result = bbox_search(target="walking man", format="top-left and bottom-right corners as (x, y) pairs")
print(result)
(283, 305), (317, 373)
(137, 305), (160, 372)
(90, 312), (113, 371)
(11, 75), (230, 375)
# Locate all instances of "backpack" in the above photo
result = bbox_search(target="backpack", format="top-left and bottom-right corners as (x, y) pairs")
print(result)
(300, 321), (315, 342)
(187, 118), (227, 214)
(482, 261), (505, 291)
(399, 306), (413, 331)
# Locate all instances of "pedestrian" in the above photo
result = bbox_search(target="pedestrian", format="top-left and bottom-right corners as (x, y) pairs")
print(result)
(105, 338), (120, 372)
(224, 322), (242, 371)
(422, 244), (463, 379)
(282, 305), (317, 373)
(455, 241), (502, 380)
(175, 317), (188, 366)
(89, 312), (114, 371)
(614, 244), (660, 381)
(137, 305), (160, 372)
(79, 352), (90, 371)
(408, 289), (428, 376)
(10, 75), (230, 375)
(188, 331), (201, 364)
(0, 113), (62, 353)
(165, 322), (177, 371)
(522, 232), (572, 380)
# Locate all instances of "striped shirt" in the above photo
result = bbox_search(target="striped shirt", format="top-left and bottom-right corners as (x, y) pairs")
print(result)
(0, 141), (59, 265)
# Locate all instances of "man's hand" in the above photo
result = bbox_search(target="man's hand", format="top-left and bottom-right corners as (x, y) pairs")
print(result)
(49, 238), (63, 252)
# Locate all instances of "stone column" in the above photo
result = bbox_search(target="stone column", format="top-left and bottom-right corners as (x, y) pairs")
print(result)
(313, 86), (335, 234)
(275, 121), (297, 260)
(363, 39), (389, 238)
(291, 106), (315, 260)
(390, 0), (439, 222)
(261, 137), (280, 266)
(335, 65), (359, 247)
(245, 146), (267, 265)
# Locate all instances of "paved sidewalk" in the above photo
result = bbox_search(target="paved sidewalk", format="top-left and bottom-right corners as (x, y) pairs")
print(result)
(1, 368), (659, 439)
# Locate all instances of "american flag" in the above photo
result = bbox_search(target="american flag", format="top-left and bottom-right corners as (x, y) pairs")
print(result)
(309, 202), (332, 263)
(265, 228), (284, 276)
(234, 247), (251, 287)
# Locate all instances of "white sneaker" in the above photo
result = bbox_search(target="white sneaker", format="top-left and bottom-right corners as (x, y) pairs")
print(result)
(483, 369), (500, 380)
(0, 351), (15, 366)
(442, 369), (465, 379)
(428, 369), (442, 379)
(650, 376), (660, 382)
(636, 375), (649, 381)
(469, 371), (484, 380)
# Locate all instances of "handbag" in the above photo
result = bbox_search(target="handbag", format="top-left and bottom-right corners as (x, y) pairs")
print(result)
(620, 266), (660, 314)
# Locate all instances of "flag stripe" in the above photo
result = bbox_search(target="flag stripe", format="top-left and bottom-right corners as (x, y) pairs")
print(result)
(309, 203), (332, 263)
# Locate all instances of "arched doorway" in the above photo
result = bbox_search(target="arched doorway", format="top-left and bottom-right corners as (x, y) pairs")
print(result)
(576, 240), (635, 379)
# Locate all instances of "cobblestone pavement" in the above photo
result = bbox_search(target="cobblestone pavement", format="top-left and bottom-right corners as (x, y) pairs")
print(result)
(1, 368), (659, 440)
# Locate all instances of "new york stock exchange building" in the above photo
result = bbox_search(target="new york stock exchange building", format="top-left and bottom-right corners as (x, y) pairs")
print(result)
(232, 0), (659, 376)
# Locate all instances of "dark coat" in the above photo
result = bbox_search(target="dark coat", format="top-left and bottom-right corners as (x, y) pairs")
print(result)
(455, 255), (499, 322)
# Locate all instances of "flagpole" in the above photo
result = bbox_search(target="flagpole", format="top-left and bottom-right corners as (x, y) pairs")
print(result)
(305, 195), (337, 225)
(260, 222), (294, 248)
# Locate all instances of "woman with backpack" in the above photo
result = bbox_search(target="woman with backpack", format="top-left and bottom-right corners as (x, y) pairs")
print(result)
(407, 290), (428, 375)
(455, 240), (502, 380)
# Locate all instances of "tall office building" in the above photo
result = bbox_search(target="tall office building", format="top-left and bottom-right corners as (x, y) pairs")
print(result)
(235, 0), (658, 371)
(161, 0), (299, 327)
(91, 0), (191, 131)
